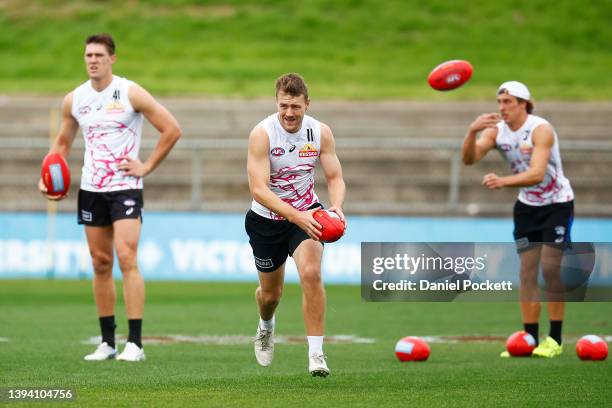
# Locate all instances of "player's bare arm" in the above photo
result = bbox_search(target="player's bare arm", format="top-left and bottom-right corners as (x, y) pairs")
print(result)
(38, 92), (79, 200)
(247, 126), (322, 240)
(462, 113), (500, 165)
(482, 124), (554, 190)
(118, 84), (182, 177)
(319, 123), (346, 223)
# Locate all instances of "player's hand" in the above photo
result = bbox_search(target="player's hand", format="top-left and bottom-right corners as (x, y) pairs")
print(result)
(118, 156), (150, 177)
(289, 208), (323, 241)
(469, 113), (501, 133)
(38, 178), (65, 201)
(328, 205), (347, 228)
(482, 173), (505, 189)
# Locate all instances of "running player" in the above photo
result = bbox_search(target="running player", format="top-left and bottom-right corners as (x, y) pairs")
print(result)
(39, 33), (181, 361)
(245, 73), (346, 376)
(461, 81), (574, 358)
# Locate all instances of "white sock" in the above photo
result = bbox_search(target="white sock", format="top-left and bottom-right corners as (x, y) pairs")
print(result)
(307, 336), (324, 356)
(259, 315), (275, 331)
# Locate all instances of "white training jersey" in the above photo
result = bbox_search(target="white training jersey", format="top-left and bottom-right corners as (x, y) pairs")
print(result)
(251, 113), (321, 220)
(495, 114), (574, 206)
(71, 75), (144, 192)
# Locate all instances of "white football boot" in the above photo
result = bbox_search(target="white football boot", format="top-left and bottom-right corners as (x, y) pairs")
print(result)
(254, 326), (274, 366)
(84, 342), (117, 361)
(308, 352), (330, 377)
(116, 342), (146, 362)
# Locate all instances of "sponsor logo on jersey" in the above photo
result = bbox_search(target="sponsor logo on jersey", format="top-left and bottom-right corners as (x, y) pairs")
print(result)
(298, 143), (319, 158)
(106, 101), (125, 114)
(519, 141), (533, 155)
(270, 147), (286, 156)
(123, 199), (136, 207)
(498, 143), (513, 152)
(126, 207), (134, 216)
(289, 144), (296, 152)
(78, 105), (91, 115)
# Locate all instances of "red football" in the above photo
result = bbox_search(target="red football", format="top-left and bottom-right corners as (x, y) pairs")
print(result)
(428, 59), (473, 91)
(576, 335), (608, 361)
(506, 331), (537, 356)
(313, 209), (346, 243)
(395, 336), (430, 362)
(41, 153), (71, 197)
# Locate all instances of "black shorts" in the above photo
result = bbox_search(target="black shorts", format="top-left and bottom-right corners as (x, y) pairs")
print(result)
(245, 204), (322, 273)
(513, 200), (574, 253)
(77, 189), (143, 226)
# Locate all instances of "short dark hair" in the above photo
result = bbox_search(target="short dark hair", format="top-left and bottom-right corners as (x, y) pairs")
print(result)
(519, 97), (535, 114)
(275, 73), (309, 100)
(497, 89), (534, 114)
(85, 33), (115, 55)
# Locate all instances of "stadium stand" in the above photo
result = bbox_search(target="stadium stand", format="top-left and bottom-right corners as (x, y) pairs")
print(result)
(1, 96), (610, 216)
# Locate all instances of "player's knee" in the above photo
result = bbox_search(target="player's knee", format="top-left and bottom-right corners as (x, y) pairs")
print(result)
(519, 268), (538, 287)
(115, 243), (138, 272)
(300, 265), (322, 287)
(260, 288), (282, 306)
(91, 252), (113, 275)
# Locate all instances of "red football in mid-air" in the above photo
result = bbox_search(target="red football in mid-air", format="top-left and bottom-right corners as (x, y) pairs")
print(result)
(41, 153), (71, 197)
(313, 209), (346, 243)
(576, 335), (608, 361)
(506, 331), (537, 356)
(395, 336), (430, 362)
(428, 60), (473, 91)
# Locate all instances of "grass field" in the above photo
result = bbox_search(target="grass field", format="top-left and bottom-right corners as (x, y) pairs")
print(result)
(0, 279), (610, 407)
(1, 0), (611, 98)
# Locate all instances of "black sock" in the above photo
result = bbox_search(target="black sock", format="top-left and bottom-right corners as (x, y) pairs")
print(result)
(549, 320), (563, 345)
(524, 322), (539, 346)
(99, 316), (116, 348)
(128, 319), (143, 348)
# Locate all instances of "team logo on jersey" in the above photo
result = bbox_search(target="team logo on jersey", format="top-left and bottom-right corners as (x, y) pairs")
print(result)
(270, 147), (286, 156)
(78, 105), (91, 115)
(298, 143), (319, 158)
(106, 101), (125, 114)
(522, 130), (530, 140)
(498, 144), (513, 152)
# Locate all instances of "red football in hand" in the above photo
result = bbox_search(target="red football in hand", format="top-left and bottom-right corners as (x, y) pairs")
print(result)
(506, 331), (537, 356)
(428, 59), (473, 91)
(313, 209), (346, 243)
(41, 153), (71, 197)
(576, 335), (608, 361)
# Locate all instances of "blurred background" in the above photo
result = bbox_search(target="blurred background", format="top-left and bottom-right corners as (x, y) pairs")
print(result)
(1, 0), (611, 281)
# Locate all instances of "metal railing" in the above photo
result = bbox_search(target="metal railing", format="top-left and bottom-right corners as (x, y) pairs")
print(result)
(2, 137), (612, 215)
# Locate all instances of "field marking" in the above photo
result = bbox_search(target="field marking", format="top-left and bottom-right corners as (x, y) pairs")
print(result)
(81, 334), (612, 346)
(0, 337), (8, 342)
(82, 334), (376, 346)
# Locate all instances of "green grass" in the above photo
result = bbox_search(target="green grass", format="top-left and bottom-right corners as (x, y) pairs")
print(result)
(0, 0), (611, 99)
(0, 280), (611, 407)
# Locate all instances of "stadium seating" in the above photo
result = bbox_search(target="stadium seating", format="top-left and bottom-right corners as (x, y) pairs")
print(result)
(0, 97), (610, 215)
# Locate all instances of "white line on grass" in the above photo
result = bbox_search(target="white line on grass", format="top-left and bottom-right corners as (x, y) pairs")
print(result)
(81, 334), (376, 345)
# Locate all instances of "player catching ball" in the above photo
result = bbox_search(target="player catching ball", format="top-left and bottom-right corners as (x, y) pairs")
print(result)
(461, 81), (574, 358)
